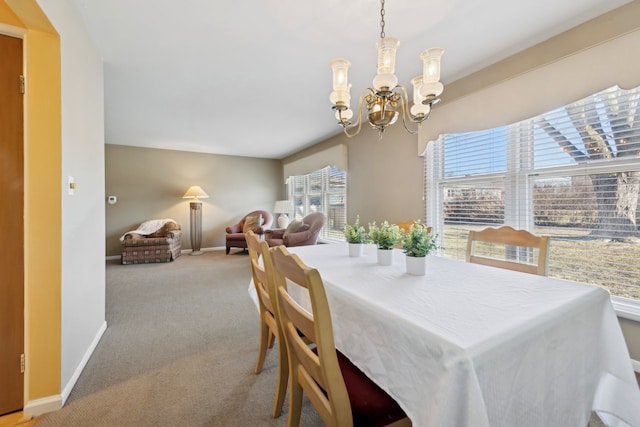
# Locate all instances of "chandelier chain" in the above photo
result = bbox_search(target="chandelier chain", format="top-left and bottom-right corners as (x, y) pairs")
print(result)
(379, 0), (386, 39)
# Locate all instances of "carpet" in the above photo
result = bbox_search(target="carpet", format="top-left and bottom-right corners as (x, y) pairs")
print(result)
(35, 250), (322, 426)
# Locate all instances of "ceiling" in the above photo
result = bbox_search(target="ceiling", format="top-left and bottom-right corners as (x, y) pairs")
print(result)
(70, 0), (631, 160)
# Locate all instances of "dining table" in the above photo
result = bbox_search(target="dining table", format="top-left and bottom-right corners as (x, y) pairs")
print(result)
(250, 242), (640, 427)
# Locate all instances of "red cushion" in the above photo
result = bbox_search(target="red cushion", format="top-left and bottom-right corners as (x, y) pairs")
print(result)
(336, 351), (407, 427)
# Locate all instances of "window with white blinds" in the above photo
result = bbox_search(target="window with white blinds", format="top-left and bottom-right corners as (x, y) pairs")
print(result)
(425, 85), (640, 301)
(287, 166), (346, 241)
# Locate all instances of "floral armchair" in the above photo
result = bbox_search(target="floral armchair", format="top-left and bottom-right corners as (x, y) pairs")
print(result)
(121, 219), (182, 264)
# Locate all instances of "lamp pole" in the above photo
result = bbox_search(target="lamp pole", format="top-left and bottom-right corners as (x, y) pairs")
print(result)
(182, 186), (210, 255)
(189, 201), (203, 255)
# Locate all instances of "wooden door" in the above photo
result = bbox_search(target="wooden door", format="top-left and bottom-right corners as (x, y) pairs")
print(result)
(0, 33), (24, 415)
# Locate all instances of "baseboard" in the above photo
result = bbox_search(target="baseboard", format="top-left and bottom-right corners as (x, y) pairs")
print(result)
(61, 320), (108, 405)
(23, 395), (62, 417)
(105, 255), (120, 261)
(632, 358), (640, 373)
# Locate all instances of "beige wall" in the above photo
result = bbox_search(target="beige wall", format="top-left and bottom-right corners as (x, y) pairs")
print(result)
(287, 124), (425, 228)
(105, 144), (282, 256)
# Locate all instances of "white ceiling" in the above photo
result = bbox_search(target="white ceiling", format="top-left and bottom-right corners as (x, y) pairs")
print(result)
(70, 0), (631, 159)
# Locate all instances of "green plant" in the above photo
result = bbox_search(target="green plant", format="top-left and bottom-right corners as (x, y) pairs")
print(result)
(368, 221), (402, 250)
(345, 215), (368, 244)
(401, 222), (439, 257)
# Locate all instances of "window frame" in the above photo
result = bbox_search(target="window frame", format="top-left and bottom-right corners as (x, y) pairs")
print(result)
(287, 165), (346, 242)
(425, 86), (640, 318)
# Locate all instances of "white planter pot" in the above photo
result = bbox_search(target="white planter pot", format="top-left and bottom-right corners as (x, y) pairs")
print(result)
(377, 249), (393, 266)
(405, 255), (427, 275)
(349, 243), (364, 257)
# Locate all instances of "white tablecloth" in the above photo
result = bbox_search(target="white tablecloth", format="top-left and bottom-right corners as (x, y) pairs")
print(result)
(252, 243), (640, 427)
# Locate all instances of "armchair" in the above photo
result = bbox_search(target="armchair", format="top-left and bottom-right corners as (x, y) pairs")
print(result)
(265, 212), (326, 247)
(225, 210), (273, 254)
(121, 219), (182, 264)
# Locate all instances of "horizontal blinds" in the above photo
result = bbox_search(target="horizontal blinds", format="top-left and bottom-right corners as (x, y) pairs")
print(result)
(288, 166), (346, 241)
(326, 166), (347, 240)
(533, 86), (640, 170)
(426, 85), (640, 300)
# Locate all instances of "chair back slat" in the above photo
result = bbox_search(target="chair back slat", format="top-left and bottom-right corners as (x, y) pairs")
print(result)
(247, 231), (275, 314)
(271, 246), (352, 427)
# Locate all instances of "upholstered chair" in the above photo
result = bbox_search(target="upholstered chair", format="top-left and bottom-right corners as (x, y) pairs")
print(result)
(265, 212), (326, 247)
(225, 210), (273, 254)
(121, 220), (182, 264)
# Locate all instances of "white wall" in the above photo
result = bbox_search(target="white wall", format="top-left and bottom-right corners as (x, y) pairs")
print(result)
(37, 0), (106, 402)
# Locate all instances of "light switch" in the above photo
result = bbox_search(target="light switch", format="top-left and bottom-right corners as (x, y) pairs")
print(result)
(68, 176), (76, 195)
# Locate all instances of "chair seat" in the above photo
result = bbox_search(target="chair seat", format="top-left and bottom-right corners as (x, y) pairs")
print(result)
(226, 232), (248, 242)
(266, 238), (284, 247)
(329, 349), (408, 427)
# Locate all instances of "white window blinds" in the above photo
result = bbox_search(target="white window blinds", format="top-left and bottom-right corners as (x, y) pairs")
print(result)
(426, 85), (640, 301)
(288, 166), (346, 241)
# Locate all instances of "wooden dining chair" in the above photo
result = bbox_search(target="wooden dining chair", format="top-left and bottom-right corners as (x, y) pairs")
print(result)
(466, 225), (550, 276)
(270, 245), (411, 427)
(397, 220), (431, 235)
(246, 231), (287, 418)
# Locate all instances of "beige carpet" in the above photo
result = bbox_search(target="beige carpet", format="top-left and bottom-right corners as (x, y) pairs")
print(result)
(35, 250), (322, 427)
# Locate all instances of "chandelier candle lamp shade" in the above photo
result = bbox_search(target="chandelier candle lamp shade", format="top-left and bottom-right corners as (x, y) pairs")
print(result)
(182, 185), (210, 255)
(330, 0), (444, 139)
(273, 200), (291, 228)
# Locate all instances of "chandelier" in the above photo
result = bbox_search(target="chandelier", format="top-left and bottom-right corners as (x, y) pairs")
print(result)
(330, 0), (444, 139)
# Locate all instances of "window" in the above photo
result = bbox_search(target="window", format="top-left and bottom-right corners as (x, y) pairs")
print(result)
(426, 85), (640, 303)
(288, 166), (346, 241)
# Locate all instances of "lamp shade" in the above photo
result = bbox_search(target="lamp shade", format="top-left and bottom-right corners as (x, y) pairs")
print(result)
(182, 186), (210, 201)
(273, 200), (290, 214)
(420, 47), (444, 83)
(330, 58), (352, 106)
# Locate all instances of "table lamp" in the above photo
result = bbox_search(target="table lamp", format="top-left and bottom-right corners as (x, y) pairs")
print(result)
(182, 185), (210, 255)
(273, 200), (291, 228)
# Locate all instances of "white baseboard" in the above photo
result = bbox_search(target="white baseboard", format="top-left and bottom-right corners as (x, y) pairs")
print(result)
(632, 358), (640, 373)
(105, 255), (120, 260)
(61, 321), (107, 405)
(23, 395), (62, 417)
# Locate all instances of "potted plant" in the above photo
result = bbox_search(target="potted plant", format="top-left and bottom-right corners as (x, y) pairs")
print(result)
(345, 215), (368, 257)
(401, 221), (438, 275)
(368, 221), (402, 265)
